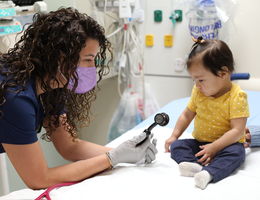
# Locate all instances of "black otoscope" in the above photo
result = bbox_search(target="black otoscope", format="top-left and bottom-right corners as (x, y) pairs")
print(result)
(136, 112), (169, 146)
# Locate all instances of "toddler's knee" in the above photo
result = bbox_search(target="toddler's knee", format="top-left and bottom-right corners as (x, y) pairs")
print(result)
(170, 140), (181, 152)
(170, 140), (183, 158)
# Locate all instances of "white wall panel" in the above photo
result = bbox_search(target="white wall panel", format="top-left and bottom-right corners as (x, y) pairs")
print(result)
(145, 76), (192, 107)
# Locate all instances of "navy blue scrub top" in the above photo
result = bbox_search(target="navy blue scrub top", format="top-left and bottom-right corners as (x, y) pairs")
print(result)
(0, 74), (44, 153)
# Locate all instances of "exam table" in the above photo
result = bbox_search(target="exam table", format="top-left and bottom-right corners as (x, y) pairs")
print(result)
(0, 90), (260, 200)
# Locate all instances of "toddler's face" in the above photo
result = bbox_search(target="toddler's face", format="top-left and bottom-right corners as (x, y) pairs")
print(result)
(188, 61), (230, 98)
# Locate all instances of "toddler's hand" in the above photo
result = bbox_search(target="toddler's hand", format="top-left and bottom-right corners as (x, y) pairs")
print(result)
(195, 143), (217, 166)
(164, 135), (178, 152)
(243, 127), (251, 148)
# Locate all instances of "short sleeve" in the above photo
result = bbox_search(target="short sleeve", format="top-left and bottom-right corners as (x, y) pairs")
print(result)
(230, 91), (250, 119)
(187, 86), (197, 112)
(0, 94), (38, 145)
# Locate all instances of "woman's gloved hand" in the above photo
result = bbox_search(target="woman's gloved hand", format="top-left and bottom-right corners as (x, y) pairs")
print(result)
(107, 132), (158, 167)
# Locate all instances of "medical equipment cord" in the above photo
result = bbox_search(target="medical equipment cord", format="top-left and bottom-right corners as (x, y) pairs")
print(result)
(34, 181), (80, 200)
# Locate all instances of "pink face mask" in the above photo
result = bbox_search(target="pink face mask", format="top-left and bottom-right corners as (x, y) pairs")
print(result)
(67, 66), (97, 94)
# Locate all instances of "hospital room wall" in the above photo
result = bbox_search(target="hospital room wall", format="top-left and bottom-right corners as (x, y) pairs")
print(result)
(143, 0), (260, 108)
(44, 0), (75, 11)
(229, 0), (260, 77)
(44, 0), (92, 13)
(143, 0), (193, 107)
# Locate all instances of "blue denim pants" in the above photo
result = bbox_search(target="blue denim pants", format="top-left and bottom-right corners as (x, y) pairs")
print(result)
(170, 139), (245, 183)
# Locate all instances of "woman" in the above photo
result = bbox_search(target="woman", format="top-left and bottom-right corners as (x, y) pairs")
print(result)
(0, 8), (157, 189)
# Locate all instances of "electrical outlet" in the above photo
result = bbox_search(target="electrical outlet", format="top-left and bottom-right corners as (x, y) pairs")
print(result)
(174, 58), (185, 72)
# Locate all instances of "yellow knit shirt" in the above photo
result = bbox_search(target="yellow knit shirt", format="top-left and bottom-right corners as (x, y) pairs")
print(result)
(187, 83), (250, 143)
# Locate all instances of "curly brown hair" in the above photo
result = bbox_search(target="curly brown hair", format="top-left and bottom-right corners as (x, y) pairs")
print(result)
(0, 7), (112, 140)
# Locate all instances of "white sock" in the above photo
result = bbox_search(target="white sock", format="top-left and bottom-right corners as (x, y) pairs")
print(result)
(179, 162), (203, 177)
(194, 170), (213, 190)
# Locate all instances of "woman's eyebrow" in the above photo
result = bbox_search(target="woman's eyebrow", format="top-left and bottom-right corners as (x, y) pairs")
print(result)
(84, 54), (95, 58)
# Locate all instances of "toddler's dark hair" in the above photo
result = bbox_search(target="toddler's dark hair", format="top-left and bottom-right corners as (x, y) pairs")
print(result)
(187, 36), (234, 75)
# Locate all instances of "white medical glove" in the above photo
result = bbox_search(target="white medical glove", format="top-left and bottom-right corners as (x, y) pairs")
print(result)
(145, 138), (157, 164)
(107, 132), (158, 167)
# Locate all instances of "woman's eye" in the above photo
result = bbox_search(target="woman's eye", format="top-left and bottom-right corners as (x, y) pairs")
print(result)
(199, 80), (204, 83)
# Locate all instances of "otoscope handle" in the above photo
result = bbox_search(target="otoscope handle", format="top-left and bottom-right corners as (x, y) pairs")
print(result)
(135, 129), (150, 147)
